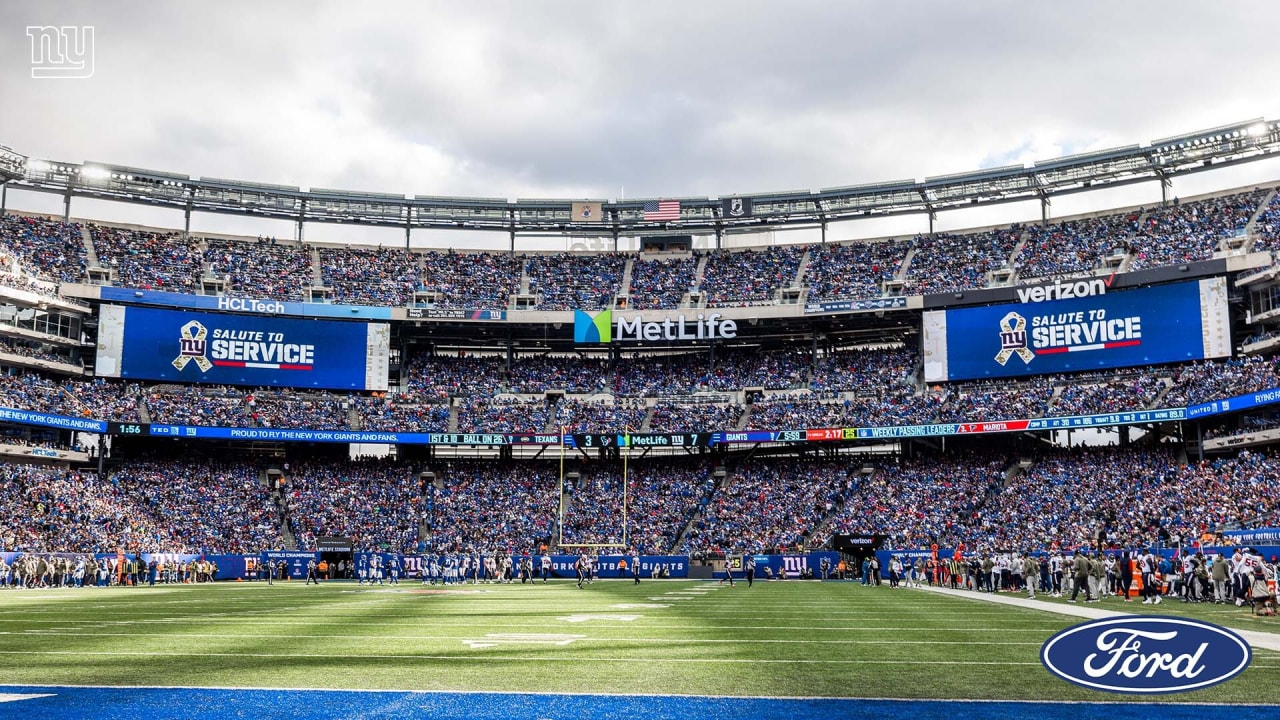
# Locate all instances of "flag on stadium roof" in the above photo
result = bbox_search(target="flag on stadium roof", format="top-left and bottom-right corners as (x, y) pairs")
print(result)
(643, 199), (680, 221)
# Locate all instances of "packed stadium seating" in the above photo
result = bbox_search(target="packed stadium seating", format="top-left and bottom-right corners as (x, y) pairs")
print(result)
(628, 255), (699, 309)
(319, 246), (418, 307)
(418, 250), (522, 310)
(902, 227), (1021, 295)
(803, 240), (907, 301)
(699, 246), (802, 306)
(525, 253), (626, 310)
(1016, 210), (1140, 280)
(204, 237), (313, 301)
(7, 183), (1280, 565)
(424, 460), (559, 553)
(283, 459), (422, 553)
(1127, 190), (1268, 270)
(0, 214), (86, 284)
(90, 224), (203, 293)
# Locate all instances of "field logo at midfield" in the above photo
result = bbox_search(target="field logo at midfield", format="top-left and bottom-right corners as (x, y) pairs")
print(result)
(1040, 616), (1251, 694)
(574, 309), (612, 343)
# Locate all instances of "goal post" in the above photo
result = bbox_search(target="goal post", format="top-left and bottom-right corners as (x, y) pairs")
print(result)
(558, 429), (631, 550)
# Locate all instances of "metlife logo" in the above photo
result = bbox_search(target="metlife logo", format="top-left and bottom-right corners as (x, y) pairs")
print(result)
(573, 309), (738, 343)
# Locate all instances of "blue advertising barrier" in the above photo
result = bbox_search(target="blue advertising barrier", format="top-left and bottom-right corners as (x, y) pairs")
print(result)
(364, 553), (690, 580)
(104, 305), (386, 390)
(1187, 385), (1280, 419)
(0, 407), (107, 433)
(100, 286), (394, 320)
(926, 278), (1228, 381)
(715, 552), (841, 580)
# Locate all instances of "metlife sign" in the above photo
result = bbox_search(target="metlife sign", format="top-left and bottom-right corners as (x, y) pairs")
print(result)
(574, 309), (738, 344)
(923, 278), (1230, 382)
(95, 305), (390, 391)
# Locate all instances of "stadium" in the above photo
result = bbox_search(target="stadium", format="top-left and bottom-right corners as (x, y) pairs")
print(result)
(3, 3), (1280, 719)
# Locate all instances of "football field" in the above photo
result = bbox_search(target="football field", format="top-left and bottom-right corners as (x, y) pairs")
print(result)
(0, 579), (1278, 719)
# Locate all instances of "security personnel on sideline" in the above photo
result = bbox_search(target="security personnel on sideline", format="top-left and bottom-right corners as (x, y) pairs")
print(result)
(1068, 549), (1091, 603)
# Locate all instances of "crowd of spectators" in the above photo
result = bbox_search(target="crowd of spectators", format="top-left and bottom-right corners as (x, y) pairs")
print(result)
(319, 246), (419, 306)
(811, 346), (917, 394)
(355, 396), (449, 433)
(1016, 211), (1140, 280)
(1128, 190), (1268, 271)
(145, 386), (351, 429)
(110, 459), (284, 554)
(647, 401), (745, 432)
(552, 398), (648, 433)
(0, 214), (86, 284)
(456, 397), (552, 434)
(505, 356), (613, 394)
(90, 225), (203, 293)
(970, 447), (1280, 551)
(828, 453), (1007, 549)
(700, 246), (802, 306)
(283, 459), (422, 553)
(683, 457), (851, 554)
(0, 463), (180, 553)
(424, 460), (559, 552)
(1252, 191), (1280, 254)
(401, 354), (506, 400)
(0, 270), (65, 300)
(1052, 374), (1168, 416)
(525, 253), (626, 310)
(0, 372), (140, 421)
(804, 240), (908, 301)
(0, 337), (77, 367)
(204, 237), (313, 301)
(3, 439), (1279, 559)
(560, 460), (715, 552)
(903, 228), (1021, 295)
(418, 251), (521, 310)
(1164, 356), (1280, 407)
(628, 255), (699, 309)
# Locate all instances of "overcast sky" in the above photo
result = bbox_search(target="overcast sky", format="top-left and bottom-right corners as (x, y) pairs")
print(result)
(2, 1), (1280, 250)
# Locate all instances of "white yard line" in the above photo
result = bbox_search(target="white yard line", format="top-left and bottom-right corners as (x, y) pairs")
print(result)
(917, 585), (1280, 653)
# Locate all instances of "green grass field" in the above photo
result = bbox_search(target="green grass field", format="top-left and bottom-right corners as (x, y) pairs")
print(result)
(0, 579), (1276, 702)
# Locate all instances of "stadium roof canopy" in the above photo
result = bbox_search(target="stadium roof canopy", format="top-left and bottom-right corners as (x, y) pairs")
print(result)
(3, 118), (1280, 237)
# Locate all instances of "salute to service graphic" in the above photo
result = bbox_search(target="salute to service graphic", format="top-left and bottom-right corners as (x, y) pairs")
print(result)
(924, 277), (1230, 382)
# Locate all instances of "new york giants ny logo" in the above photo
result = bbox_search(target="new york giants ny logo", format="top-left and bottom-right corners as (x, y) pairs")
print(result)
(27, 26), (95, 79)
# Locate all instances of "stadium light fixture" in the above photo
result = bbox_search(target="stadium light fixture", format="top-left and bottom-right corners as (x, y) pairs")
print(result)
(80, 165), (110, 180)
(1247, 122), (1269, 137)
(25, 159), (50, 172)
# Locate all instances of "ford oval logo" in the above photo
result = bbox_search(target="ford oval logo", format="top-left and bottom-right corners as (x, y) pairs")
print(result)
(1041, 616), (1251, 694)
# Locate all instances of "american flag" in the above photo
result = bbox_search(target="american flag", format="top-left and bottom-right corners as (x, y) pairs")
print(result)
(643, 199), (681, 221)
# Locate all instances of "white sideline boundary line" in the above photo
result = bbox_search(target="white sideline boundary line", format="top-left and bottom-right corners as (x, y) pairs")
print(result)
(916, 585), (1280, 653)
(0, 682), (1277, 707)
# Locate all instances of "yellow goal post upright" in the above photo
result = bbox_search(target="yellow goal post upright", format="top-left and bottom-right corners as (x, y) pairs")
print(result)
(556, 426), (632, 553)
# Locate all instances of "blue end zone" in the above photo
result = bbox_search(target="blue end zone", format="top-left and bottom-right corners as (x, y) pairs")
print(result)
(0, 686), (1276, 720)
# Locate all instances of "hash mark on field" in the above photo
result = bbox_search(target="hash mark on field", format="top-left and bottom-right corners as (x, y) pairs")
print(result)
(557, 614), (642, 623)
(611, 603), (669, 609)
